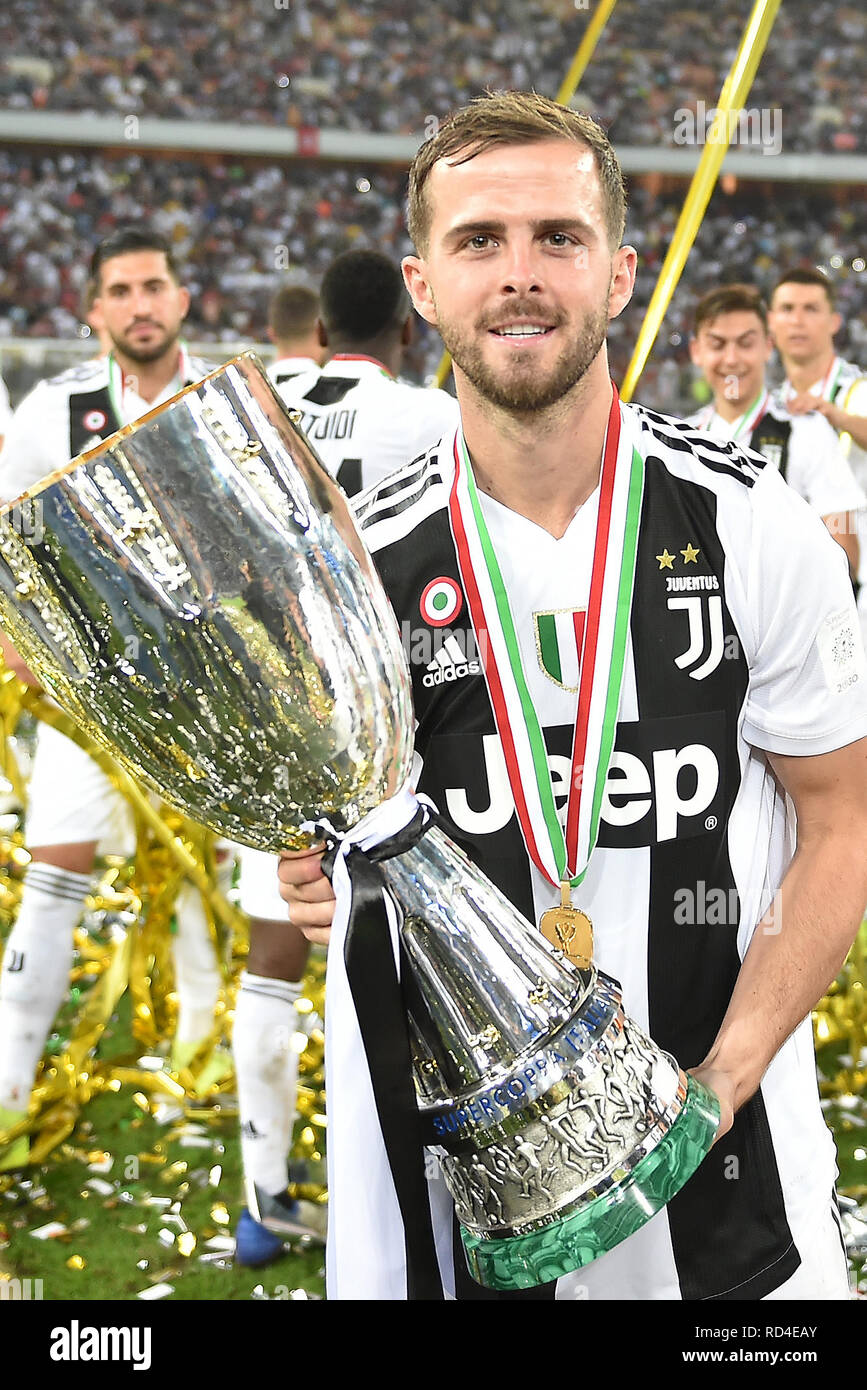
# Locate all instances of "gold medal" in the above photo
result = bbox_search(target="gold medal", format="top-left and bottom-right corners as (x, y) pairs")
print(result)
(539, 880), (593, 968)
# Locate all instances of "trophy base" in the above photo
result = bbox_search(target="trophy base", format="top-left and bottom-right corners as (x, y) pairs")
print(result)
(460, 1075), (720, 1291)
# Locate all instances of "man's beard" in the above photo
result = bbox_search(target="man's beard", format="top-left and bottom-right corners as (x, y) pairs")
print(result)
(111, 323), (179, 365)
(436, 301), (609, 413)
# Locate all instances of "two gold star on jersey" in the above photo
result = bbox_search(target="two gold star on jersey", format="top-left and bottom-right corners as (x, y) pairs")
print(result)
(656, 542), (700, 569)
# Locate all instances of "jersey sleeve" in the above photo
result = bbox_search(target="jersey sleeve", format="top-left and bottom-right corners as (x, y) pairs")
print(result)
(837, 377), (867, 482)
(740, 467), (867, 756)
(0, 382), (67, 503)
(786, 411), (866, 516)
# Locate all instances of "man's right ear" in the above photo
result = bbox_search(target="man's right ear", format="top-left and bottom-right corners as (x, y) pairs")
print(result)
(402, 256), (438, 328)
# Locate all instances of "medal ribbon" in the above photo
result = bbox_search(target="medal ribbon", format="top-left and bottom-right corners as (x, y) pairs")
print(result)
(730, 387), (769, 439)
(107, 353), (125, 429)
(448, 386), (645, 890)
(820, 355), (842, 403)
(699, 387), (768, 439)
(782, 355), (841, 407)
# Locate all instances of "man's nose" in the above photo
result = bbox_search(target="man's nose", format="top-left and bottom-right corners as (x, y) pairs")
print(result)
(499, 243), (544, 296)
(129, 287), (152, 316)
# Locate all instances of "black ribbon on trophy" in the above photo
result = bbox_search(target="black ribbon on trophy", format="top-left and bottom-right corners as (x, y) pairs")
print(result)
(318, 801), (445, 1299)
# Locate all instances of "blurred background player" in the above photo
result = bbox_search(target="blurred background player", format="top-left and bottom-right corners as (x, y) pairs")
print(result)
(234, 277), (327, 1265)
(230, 248), (459, 1263)
(0, 374), (11, 453)
(0, 228), (225, 1169)
(687, 283), (863, 581)
(278, 248), (460, 496)
(231, 845), (322, 1266)
(266, 284), (327, 389)
(769, 266), (867, 627)
(81, 275), (113, 358)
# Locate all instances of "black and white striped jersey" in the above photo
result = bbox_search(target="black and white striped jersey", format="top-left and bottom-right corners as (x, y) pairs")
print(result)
(685, 397), (865, 517)
(355, 401), (867, 1301)
(0, 349), (212, 503)
(277, 355), (460, 498)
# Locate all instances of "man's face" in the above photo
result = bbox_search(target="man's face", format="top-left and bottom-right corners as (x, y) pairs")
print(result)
(403, 140), (635, 413)
(767, 283), (840, 366)
(94, 250), (190, 364)
(689, 311), (772, 407)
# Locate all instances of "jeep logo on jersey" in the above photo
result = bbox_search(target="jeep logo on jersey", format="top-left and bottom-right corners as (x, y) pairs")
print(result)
(534, 608), (586, 691)
(667, 594), (725, 681)
(420, 576), (463, 627)
(431, 712), (726, 849)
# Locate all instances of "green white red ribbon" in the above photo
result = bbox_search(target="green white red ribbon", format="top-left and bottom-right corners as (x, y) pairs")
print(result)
(448, 385), (645, 890)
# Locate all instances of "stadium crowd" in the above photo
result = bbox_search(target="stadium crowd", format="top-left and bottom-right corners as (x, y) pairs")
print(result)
(0, 146), (864, 413)
(0, 0), (864, 154)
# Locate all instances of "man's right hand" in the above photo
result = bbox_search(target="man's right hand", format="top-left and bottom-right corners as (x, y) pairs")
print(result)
(0, 631), (42, 688)
(277, 844), (336, 945)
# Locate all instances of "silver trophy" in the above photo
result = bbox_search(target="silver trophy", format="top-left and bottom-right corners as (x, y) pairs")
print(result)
(0, 354), (718, 1290)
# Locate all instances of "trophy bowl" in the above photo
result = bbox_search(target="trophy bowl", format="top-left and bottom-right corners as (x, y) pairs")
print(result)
(0, 353), (719, 1291)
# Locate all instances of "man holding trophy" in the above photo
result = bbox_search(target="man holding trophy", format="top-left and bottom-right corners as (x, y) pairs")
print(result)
(1, 93), (866, 1304)
(279, 93), (867, 1299)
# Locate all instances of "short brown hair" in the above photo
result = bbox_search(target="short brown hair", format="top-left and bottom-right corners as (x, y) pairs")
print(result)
(90, 227), (182, 288)
(771, 266), (835, 309)
(407, 91), (627, 254)
(268, 285), (320, 342)
(693, 284), (768, 335)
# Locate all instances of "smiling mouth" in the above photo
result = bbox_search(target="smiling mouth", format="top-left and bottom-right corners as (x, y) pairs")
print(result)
(489, 325), (555, 339)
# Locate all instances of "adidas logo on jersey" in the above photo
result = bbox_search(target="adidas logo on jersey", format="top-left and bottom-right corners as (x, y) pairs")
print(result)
(422, 632), (481, 687)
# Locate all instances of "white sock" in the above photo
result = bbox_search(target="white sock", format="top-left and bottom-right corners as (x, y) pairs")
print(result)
(0, 863), (89, 1111)
(171, 880), (222, 1046)
(232, 971), (301, 1197)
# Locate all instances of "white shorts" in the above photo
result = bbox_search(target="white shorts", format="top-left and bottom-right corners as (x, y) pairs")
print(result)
(24, 721), (136, 855)
(235, 844), (287, 920)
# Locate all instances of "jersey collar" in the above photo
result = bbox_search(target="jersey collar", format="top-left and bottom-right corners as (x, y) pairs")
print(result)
(273, 354), (320, 374)
(107, 342), (189, 425)
(781, 354), (841, 403)
(326, 354), (394, 380)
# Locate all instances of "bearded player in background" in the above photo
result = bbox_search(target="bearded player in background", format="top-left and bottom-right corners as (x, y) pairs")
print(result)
(0, 229), (227, 1168)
